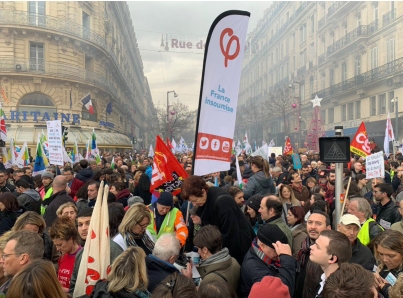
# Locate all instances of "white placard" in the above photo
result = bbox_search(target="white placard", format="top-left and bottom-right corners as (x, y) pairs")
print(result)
(366, 151), (385, 179)
(268, 147), (283, 158)
(46, 120), (63, 166)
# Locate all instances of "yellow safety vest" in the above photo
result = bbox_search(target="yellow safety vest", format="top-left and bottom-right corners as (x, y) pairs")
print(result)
(358, 218), (383, 246)
(147, 205), (178, 240)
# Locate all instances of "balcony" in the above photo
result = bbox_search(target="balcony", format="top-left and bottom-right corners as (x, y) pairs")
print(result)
(297, 65), (306, 77)
(313, 57), (403, 99)
(318, 17), (325, 30)
(327, 25), (368, 56)
(327, 1), (347, 18)
(368, 19), (379, 34)
(383, 9), (396, 27)
(318, 53), (326, 64)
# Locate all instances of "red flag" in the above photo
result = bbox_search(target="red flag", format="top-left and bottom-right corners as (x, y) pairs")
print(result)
(166, 138), (173, 150)
(283, 137), (294, 155)
(151, 135), (189, 197)
(350, 121), (371, 157)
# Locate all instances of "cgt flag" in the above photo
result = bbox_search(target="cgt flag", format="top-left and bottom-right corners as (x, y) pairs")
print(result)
(283, 137), (293, 156)
(350, 121), (371, 157)
(193, 10), (250, 176)
(151, 135), (188, 197)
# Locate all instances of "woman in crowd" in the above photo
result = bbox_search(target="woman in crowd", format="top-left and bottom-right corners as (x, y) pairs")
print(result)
(193, 225), (240, 292)
(245, 194), (264, 234)
(0, 193), (25, 235)
(133, 172), (152, 205)
(130, 163), (138, 177)
(151, 272), (198, 298)
(12, 211), (57, 262)
(243, 156), (275, 199)
(6, 260), (66, 298)
(374, 230), (403, 298)
(113, 203), (154, 255)
(90, 246), (150, 298)
(49, 217), (82, 292)
(306, 177), (317, 193)
(75, 181), (90, 213)
(110, 181), (131, 207)
(311, 185), (326, 197)
(198, 279), (237, 298)
(355, 174), (370, 196)
(286, 206), (307, 258)
(56, 202), (78, 222)
(278, 184), (300, 225)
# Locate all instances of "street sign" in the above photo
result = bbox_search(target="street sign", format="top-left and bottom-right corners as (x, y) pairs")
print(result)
(319, 137), (350, 163)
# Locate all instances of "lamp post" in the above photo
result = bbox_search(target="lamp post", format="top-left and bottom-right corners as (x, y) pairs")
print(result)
(167, 90), (178, 140)
(289, 81), (301, 150)
(392, 97), (399, 142)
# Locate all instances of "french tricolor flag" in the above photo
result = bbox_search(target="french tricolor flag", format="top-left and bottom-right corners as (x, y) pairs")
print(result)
(81, 93), (94, 114)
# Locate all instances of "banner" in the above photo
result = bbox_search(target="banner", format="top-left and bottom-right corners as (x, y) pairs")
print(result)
(151, 135), (189, 197)
(283, 137), (293, 156)
(268, 147), (283, 158)
(46, 120), (63, 165)
(366, 151), (385, 179)
(193, 10), (250, 176)
(384, 112), (394, 155)
(251, 144), (269, 161)
(350, 121), (371, 157)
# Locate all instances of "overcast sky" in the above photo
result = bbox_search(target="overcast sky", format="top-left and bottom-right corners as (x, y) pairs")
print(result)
(128, 1), (271, 111)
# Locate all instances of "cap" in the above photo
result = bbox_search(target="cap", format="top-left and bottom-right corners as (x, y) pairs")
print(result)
(41, 171), (54, 179)
(157, 192), (173, 207)
(245, 194), (264, 213)
(339, 214), (361, 228)
(257, 224), (288, 249)
(249, 276), (290, 298)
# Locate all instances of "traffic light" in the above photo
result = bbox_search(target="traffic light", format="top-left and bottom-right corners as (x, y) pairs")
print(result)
(133, 137), (137, 144)
(62, 125), (68, 145)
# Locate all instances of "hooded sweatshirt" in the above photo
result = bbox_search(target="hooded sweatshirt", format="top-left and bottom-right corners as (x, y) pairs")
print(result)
(244, 171), (276, 199)
(17, 189), (41, 214)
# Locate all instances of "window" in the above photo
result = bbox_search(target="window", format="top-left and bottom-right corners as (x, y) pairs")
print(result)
(275, 47), (279, 61)
(370, 96), (376, 116)
(29, 43), (44, 72)
(85, 55), (94, 71)
(355, 56), (361, 76)
(300, 84), (305, 102)
(341, 62), (347, 81)
(286, 37), (289, 53)
(387, 39), (395, 63)
(311, 15), (315, 34)
(300, 24), (306, 42)
(321, 109), (326, 124)
(321, 72), (326, 89)
(322, 37), (326, 54)
(344, 24), (348, 36)
(82, 11), (90, 39)
(329, 69), (334, 86)
(285, 62), (289, 77)
(293, 56), (296, 70)
(371, 47), (378, 69)
(389, 91), (395, 112)
(355, 101), (361, 119)
(341, 105), (347, 121)
(357, 13), (361, 27)
(348, 102), (354, 120)
(374, 2), (378, 21)
(29, 1), (46, 26)
(378, 94), (386, 114)
(299, 51), (305, 67)
(309, 76), (314, 95)
(310, 42), (315, 60)
(328, 107), (334, 124)
(292, 32), (296, 49)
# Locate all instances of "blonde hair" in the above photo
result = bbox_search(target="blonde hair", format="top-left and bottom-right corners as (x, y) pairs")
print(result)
(133, 171), (142, 183)
(118, 203), (151, 235)
(390, 273), (403, 298)
(107, 246), (148, 292)
(56, 202), (78, 217)
(0, 231), (12, 251)
(12, 211), (46, 234)
(6, 259), (65, 298)
(278, 184), (300, 206)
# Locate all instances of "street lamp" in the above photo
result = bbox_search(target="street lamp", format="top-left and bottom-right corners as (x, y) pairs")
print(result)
(167, 90), (178, 140)
(289, 81), (301, 150)
(391, 97), (399, 142)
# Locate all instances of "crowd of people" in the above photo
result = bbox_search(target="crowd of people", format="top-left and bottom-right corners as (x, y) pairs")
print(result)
(1, 149), (403, 297)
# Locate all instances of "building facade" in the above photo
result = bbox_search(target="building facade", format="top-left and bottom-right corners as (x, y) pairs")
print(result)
(0, 1), (156, 151)
(239, 1), (403, 150)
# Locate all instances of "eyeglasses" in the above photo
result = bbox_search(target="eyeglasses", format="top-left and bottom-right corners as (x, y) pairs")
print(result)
(137, 222), (149, 229)
(1, 253), (17, 260)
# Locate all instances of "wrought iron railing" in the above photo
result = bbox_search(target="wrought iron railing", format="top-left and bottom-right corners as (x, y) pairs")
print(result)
(312, 57), (403, 99)
(383, 9), (396, 27)
(368, 19), (379, 34)
(318, 53), (326, 64)
(0, 9), (142, 117)
(327, 25), (368, 55)
(297, 65), (306, 77)
(327, 1), (347, 18)
(318, 16), (325, 30)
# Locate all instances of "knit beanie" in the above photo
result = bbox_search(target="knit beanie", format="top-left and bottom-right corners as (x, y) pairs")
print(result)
(249, 276), (290, 298)
(157, 192), (173, 207)
(245, 194), (264, 213)
(257, 224), (288, 249)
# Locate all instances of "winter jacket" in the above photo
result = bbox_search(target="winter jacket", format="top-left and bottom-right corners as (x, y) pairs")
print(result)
(376, 199), (402, 230)
(42, 230), (59, 263)
(145, 165), (152, 181)
(349, 238), (376, 271)
(43, 190), (75, 228)
(391, 220), (403, 234)
(76, 198), (89, 213)
(266, 216), (293, 250)
(240, 247), (296, 297)
(196, 248), (240, 292)
(379, 266), (403, 298)
(243, 171), (276, 199)
(90, 280), (150, 298)
(17, 189), (41, 214)
(291, 223), (308, 258)
(196, 187), (255, 265)
(68, 178), (84, 199)
(0, 183), (17, 196)
(75, 167), (94, 183)
(0, 207), (25, 235)
(69, 239), (124, 295)
(115, 189), (131, 207)
(145, 255), (179, 293)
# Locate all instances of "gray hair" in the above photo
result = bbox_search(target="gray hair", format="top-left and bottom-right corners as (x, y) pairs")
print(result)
(272, 166), (282, 173)
(349, 197), (373, 219)
(152, 234), (180, 262)
(127, 196), (144, 206)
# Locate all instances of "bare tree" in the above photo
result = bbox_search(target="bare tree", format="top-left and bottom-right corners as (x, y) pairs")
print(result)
(236, 98), (268, 142)
(265, 84), (295, 133)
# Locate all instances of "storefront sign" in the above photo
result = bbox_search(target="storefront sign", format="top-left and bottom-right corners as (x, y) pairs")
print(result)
(99, 121), (114, 128)
(4, 111), (80, 123)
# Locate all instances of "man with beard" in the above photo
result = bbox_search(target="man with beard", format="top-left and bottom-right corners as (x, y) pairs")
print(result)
(320, 170), (335, 211)
(373, 183), (401, 229)
(350, 161), (364, 180)
(301, 165), (311, 187)
(289, 172), (310, 212)
(294, 211), (331, 298)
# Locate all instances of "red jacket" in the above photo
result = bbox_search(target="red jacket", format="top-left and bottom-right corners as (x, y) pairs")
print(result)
(69, 178), (84, 199)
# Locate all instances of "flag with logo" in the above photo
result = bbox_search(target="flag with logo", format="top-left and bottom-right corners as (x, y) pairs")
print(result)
(15, 142), (29, 168)
(33, 137), (47, 176)
(179, 137), (188, 153)
(193, 10), (250, 176)
(0, 104), (6, 143)
(110, 156), (115, 169)
(384, 112), (395, 155)
(283, 137), (293, 156)
(252, 143), (269, 160)
(4, 138), (15, 168)
(350, 121), (371, 157)
(268, 139), (275, 147)
(235, 155), (243, 189)
(171, 138), (177, 154)
(72, 140), (81, 163)
(151, 135), (189, 197)
(74, 182), (110, 297)
(235, 140), (242, 156)
(148, 144), (154, 157)
(0, 85), (10, 105)
(91, 129), (101, 163)
(40, 130), (49, 159)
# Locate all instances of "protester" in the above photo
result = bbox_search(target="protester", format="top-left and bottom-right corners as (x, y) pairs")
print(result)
(133, 172), (152, 205)
(56, 201), (78, 223)
(181, 175), (255, 265)
(151, 272), (198, 298)
(0, 193), (24, 235)
(288, 172), (310, 212)
(75, 160), (94, 183)
(249, 276), (291, 298)
(391, 199), (403, 234)
(87, 180), (100, 208)
(110, 181), (131, 207)
(245, 194), (263, 234)
(373, 183), (401, 229)
(198, 279), (237, 298)
(243, 156), (275, 199)
(0, 233), (11, 289)
(286, 206), (307, 257)
(278, 184), (301, 224)
(15, 179), (41, 214)
(63, 166), (84, 199)
(227, 186), (245, 209)
(40, 171), (54, 201)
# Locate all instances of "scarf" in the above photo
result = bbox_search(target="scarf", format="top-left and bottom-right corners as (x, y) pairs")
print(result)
(251, 238), (281, 267)
(199, 247), (231, 266)
(297, 236), (311, 272)
(133, 288), (151, 298)
(124, 231), (154, 253)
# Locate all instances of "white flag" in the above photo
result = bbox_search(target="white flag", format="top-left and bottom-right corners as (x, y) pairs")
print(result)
(384, 112), (395, 154)
(148, 144), (154, 157)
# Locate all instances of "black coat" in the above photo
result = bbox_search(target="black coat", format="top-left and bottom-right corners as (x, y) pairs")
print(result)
(145, 255), (179, 293)
(240, 247), (296, 298)
(90, 280), (146, 298)
(349, 238), (376, 271)
(376, 199), (402, 230)
(0, 208), (24, 235)
(43, 190), (75, 228)
(196, 187), (255, 265)
(75, 167), (94, 183)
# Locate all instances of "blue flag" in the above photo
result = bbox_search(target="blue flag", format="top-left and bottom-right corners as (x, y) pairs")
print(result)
(106, 102), (113, 114)
(33, 137), (46, 175)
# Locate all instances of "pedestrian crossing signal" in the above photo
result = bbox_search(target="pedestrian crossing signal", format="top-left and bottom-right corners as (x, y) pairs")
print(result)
(319, 137), (350, 163)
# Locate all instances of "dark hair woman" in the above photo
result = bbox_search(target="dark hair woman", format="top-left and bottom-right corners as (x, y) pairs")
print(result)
(286, 206), (307, 258)
(0, 193), (24, 235)
(133, 173), (151, 205)
(243, 156), (275, 199)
